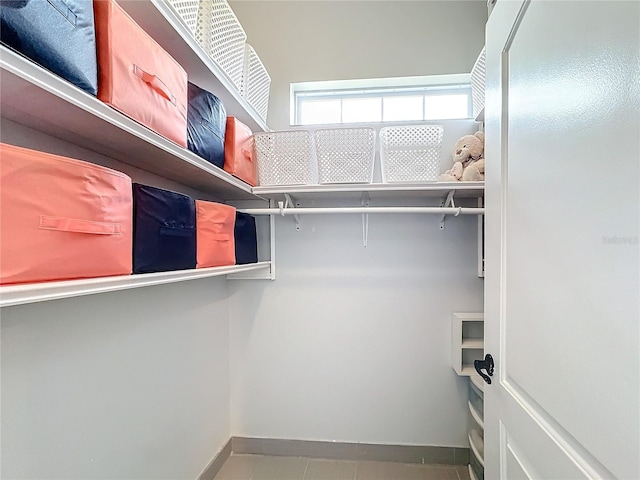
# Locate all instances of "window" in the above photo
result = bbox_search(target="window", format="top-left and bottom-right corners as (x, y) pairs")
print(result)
(291, 74), (472, 126)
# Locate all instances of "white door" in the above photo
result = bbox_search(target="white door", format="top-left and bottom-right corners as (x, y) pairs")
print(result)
(483, 1), (639, 479)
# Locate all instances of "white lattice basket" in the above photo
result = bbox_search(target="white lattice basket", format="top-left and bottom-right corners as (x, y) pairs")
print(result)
(314, 127), (375, 184)
(254, 130), (317, 186)
(241, 44), (271, 122)
(379, 125), (444, 183)
(471, 47), (486, 119)
(167, 0), (200, 35)
(195, 0), (247, 92)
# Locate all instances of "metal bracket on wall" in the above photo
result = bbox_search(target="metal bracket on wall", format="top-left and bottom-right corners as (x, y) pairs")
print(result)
(440, 190), (457, 230)
(281, 193), (301, 231)
(361, 192), (370, 247)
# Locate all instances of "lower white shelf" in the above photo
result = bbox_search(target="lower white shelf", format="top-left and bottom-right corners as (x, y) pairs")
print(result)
(0, 262), (272, 307)
(469, 432), (485, 468)
(469, 400), (484, 429)
(469, 464), (479, 480)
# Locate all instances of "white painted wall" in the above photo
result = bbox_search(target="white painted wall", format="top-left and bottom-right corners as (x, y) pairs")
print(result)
(229, 0), (487, 129)
(229, 200), (484, 447)
(0, 125), (232, 479)
(226, 1), (487, 448)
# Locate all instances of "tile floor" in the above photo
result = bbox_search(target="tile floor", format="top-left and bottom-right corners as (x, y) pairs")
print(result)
(213, 454), (471, 480)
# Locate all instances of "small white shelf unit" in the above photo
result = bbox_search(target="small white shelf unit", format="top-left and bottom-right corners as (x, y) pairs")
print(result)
(452, 312), (485, 376)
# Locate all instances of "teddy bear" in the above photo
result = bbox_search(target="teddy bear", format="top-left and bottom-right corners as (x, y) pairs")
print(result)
(438, 131), (485, 181)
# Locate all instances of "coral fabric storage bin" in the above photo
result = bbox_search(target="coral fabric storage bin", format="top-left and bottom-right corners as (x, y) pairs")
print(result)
(93, 0), (188, 147)
(133, 184), (196, 273)
(196, 201), (236, 268)
(224, 117), (256, 186)
(187, 82), (226, 168)
(234, 212), (258, 264)
(0, 0), (98, 95)
(0, 143), (132, 285)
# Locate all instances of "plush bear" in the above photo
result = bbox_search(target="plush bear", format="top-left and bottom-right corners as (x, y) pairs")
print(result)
(438, 131), (485, 181)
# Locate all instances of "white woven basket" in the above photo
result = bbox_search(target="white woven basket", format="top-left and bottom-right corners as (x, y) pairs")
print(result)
(195, 0), (247, 92)
(254, 130), (317, 186)
(379, 125), (444, 182)
(314, 127), (375, 184)
(471, 47), (486, 119)
(242, 44), (271, 122)
(167, 0), (200, 35)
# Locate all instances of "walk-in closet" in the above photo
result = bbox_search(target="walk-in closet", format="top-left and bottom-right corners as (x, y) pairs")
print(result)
(1, 1), (638, 479)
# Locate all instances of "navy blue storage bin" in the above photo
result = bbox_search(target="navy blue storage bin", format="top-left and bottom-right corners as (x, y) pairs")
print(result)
(187, 82), (226, 168)
(234, 212), (258, 265)
(1, 0), (98, 95)
(133, 184), (196, 274)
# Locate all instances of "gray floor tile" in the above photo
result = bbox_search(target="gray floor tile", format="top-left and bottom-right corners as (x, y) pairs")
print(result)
(404, 464), (461, 480)
(252, 455), (309, 480)
(356, 461), (437, 480)
(455, 465), (471, 480)
(214, 454), (259, 480)
(304, 459), (356, 480)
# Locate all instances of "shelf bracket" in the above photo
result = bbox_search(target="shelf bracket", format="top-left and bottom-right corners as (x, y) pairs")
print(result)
(440, 190), (456, 230)
(361, 192), (370, 247)
(284, 193), (301, 231)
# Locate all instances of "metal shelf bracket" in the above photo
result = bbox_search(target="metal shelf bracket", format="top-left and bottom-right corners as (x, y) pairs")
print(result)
(361, 192), (370, 247)
(440, 190), (458, 230)
(281, 193), (301, 230)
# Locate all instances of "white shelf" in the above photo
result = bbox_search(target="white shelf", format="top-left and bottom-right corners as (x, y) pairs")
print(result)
(460, 364), (477, 376)
(469, 400), (484, 429)
(462, 339), (484, 349)
(452, 313), (485, 376)
(0, 262), (271, 308)
(118, 0), (267, 133)
(0, 46), (263, 201)
(469, 432), (485, 468)
(470, 372), (485, 393)
(253, 182), (485, 201)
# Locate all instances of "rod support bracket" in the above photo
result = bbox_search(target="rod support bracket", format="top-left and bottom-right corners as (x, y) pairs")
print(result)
(440, 190), (456, 230)
(361, 193), (370, 247)
(284, 194), (301, 231)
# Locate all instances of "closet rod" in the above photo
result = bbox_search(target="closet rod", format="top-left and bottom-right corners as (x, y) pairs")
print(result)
(238, 207), (484, 216)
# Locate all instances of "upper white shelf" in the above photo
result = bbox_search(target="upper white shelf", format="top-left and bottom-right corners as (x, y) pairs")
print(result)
(0, 262), (272, 308)
(252, 182), (485, 201)
(0, 46), (261, 201)
(118, 0), (267, 133)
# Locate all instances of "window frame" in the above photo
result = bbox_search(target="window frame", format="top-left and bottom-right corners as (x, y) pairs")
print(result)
(290, 74), (472, 126)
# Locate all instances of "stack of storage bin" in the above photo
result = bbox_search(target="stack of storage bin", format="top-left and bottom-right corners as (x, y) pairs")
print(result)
(0, 143), (259, 285)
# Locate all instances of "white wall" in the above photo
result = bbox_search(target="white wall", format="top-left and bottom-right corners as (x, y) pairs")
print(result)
(226, 1), (487, 448)
(229, 202), (484, 447)
(0, 125), (232, 479)
(229, 0), (487, 129)
(1, 282), (230, 480)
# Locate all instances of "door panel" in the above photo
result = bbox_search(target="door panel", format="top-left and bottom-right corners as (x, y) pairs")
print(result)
(485, 1), (639, 479)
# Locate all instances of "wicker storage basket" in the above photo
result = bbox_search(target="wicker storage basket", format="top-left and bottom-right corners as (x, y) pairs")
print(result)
(471, 47), (486, 119)
(314, 127), (375, 184)
(167, 0), (200, 35)
(242, 44), (271, 122)
(195, 0), (247, 92)
(379, 125), (444, 182)
(254, 130), (317, 186)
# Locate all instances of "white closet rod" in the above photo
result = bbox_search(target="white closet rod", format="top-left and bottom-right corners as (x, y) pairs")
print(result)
(238, 207), (484, 215)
